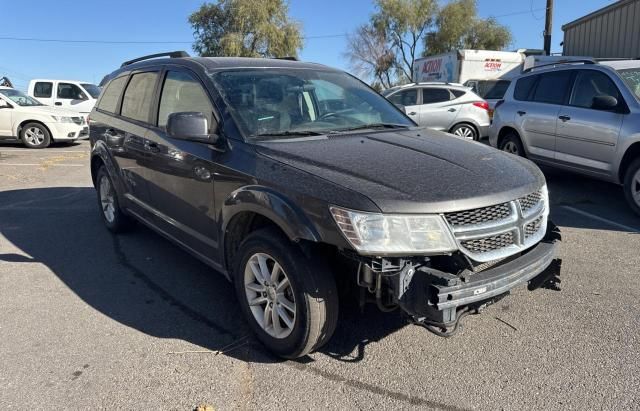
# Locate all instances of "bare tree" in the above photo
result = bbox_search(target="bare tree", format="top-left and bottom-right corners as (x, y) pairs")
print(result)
(345, 25), (395, 89)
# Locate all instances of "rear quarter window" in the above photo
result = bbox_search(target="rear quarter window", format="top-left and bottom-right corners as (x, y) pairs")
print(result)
(96, 76), (128, 114)
(514, 75), (537, 101)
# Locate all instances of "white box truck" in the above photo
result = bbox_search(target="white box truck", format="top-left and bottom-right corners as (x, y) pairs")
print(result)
(413, 49), (525, 84)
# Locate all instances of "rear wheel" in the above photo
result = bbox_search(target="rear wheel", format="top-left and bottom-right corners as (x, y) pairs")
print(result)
(20, 123), (51, 149)
(500, 132), (525, 157)
(623, 158), (640, 216)
(233, 228), (338, 358)
(96, 166), (132, 233)
(451, 123), (478, 141)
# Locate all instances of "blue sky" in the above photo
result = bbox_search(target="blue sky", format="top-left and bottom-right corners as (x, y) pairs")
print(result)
(1, 0), (614, 90)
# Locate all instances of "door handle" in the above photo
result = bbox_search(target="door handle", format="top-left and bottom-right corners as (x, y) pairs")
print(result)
(408, 111), (417, 116)
(558, 115), (571, 122)
(54, 102), (62, 106)
(448, 108), (457, 112)
(517, 110), (526, 116)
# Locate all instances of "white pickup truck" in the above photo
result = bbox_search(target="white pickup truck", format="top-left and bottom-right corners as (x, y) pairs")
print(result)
(27, 79), (101, 114)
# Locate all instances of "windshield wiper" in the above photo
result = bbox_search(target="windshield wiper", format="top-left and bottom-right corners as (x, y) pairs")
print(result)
(333, 123), (411, 133)
(254, 130), (326, 139)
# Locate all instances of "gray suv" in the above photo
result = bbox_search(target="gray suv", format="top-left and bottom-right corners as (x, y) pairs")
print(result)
(382, 83), (490, 140)
(489, 60), (640, 215)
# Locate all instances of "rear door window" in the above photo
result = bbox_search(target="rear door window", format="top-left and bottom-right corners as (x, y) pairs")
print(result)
(33, 82), (52, 98)
(422, 88), (452, 104)
(96, 76), (127, 114)
(570, 70), (621, 109)
(121, 72), (159, 123)
(532, 71), (573, 105)
(388, 89), (418, 106)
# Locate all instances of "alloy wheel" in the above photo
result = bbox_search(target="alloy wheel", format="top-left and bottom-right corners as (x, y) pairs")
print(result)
(453, 126), (475, 140)
(99, 175), (116, 223)
(244, 253), (296, 339)
(632, 169), (640, 207)
(24, 127), (45, 145)
(503, 141), (519, 155)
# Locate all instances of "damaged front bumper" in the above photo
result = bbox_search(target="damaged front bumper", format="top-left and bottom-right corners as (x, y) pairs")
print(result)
(392, 222), (562, 328)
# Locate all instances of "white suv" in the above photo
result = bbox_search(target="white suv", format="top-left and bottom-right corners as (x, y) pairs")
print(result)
(0, 87), (88, 148)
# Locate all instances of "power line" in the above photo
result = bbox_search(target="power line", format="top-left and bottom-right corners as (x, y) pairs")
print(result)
(491, 7), (547, 19)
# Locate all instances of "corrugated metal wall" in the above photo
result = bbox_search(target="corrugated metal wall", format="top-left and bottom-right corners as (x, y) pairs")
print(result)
(562, 0), (640, 58)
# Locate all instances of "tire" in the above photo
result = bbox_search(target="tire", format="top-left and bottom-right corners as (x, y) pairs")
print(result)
(96, 166), (132, 233)
(623, 158), (640, 216)
(20, 122), (51, 149)
(500, 132), (526, 157)
(451, 123), (478, 141)
(233, 228), (339, 359)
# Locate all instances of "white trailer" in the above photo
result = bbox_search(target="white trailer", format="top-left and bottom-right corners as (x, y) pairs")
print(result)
(413, 49), (525, 84)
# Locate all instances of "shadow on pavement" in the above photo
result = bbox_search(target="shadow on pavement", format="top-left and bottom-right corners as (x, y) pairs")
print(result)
(0, 186), (405, 364)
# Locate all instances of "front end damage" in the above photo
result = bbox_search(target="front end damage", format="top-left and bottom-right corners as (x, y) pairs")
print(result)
(349, 222), (562, 336)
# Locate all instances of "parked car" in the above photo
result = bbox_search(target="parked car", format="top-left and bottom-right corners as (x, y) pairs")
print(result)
(28, 79), (101, 114)
(489, 59), (640, 215)
(90, 52), (560, 358)
(0, 87), (88, 148)
(463, 78), (511, 110)
(381, 83), (490, 140)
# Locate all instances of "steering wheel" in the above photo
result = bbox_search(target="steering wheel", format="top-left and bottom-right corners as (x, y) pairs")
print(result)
(318, 112), (339, 120)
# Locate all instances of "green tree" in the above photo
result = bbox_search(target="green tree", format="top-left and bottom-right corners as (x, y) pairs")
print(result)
(424, 0), (512, 56)
(189, 0), (303, 58)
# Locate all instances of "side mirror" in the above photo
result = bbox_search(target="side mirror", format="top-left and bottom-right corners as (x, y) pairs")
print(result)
(0, 99), (12, 109)
(167, 112), (220, 144)
(394, 103), (406, 113)
(591, 95), (618, 110)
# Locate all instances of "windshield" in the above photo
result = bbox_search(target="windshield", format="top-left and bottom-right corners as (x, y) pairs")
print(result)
(211, 69), (413, 140)
(0, 88), (43, 106)
(470, 80), (511, 100)
(616, 68), (640, 100)
(80, 83), (101, 99)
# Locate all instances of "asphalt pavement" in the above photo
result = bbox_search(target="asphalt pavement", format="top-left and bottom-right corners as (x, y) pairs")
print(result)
(0, 140), (638, 410)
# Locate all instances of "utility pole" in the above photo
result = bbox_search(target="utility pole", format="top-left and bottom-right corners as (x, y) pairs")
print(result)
(544, 0), (554, 55)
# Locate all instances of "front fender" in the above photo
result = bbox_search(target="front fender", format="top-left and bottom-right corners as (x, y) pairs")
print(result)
(221, 185), (321, 244)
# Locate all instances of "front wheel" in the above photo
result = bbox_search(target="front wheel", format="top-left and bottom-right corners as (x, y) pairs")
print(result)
(623, 158), (640, 216)
(20, 123), (51, 148)
(450, 123), (478, 141)
(233, 228), (338, 359)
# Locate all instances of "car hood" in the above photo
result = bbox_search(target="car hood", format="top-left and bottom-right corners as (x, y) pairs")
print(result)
(255, 129), (545, 213)
(16, 105), (82, 117)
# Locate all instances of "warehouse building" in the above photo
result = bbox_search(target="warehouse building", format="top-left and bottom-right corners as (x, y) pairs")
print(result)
(562, 0), (640, 58)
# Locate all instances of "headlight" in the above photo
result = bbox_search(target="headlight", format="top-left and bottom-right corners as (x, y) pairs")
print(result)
(50, 115), (74, 123)
(330, 206), (457, 255)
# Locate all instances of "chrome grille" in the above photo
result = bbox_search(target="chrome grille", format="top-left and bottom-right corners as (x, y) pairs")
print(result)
(461, 232), (514, 253)
(525, 216), (544, 240)
(444, 188), (548, 262)
(519, 191), (542, 214)
(445, 203), (511, 227)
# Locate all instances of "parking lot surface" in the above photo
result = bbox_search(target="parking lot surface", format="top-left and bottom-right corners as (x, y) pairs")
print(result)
(1, 140), (639, 410)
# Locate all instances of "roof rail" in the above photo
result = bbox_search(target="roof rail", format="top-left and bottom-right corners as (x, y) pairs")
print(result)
(522, 59), (596, 73)
(274, 56), (298, 61)
(121, 51), (190, 68)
